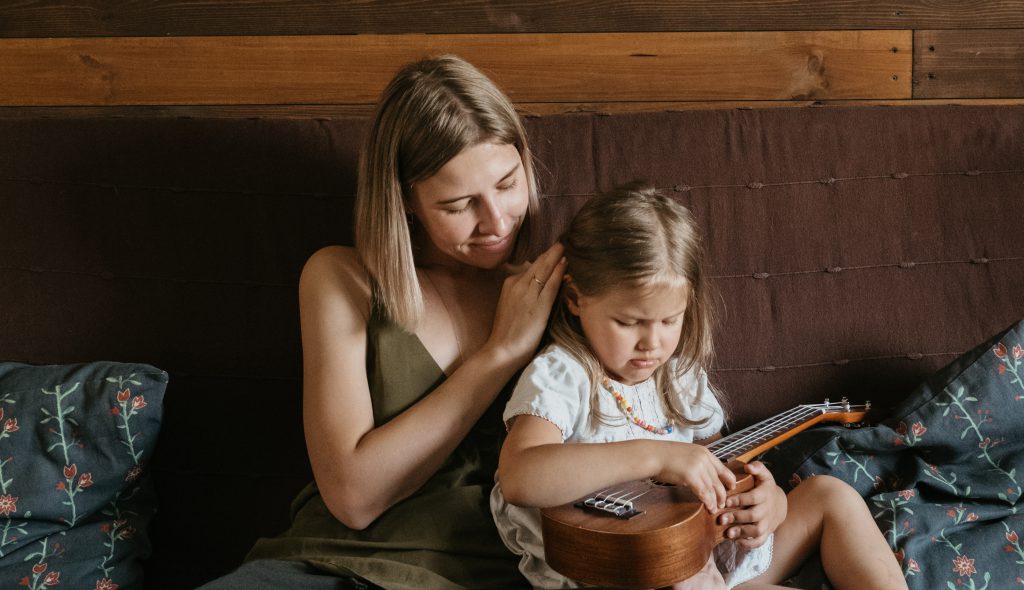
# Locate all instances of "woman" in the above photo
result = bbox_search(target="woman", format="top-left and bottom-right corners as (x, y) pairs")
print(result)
(199, 55), (566, 589)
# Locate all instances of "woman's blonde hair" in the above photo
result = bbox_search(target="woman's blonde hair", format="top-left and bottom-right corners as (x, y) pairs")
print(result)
(549, 182), (718, 429)
(355, 55), (538, 330)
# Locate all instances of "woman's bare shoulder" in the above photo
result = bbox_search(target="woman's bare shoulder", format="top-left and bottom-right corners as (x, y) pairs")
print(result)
(300, 245), (372, 319)
(303, 245), (364, 274)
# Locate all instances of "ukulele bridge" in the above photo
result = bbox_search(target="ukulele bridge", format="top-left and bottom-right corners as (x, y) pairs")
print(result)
(575, 494), (643, 519)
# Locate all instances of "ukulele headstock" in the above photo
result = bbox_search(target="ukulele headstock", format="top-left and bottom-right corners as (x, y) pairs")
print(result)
(804, 397), (872, 426)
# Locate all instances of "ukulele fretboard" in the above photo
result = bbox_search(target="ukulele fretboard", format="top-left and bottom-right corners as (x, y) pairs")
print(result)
(707, 399), (863, 462)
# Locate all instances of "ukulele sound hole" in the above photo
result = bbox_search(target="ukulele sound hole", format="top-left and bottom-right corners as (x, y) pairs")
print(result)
(648, 479), (676, 487)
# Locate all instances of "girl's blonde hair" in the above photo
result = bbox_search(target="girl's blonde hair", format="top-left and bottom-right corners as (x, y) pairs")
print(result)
(549, 182), (719, 429)
(355, 55), (539, 330)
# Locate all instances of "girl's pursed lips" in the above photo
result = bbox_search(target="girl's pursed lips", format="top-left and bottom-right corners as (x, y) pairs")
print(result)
(630, 359), (658, 367)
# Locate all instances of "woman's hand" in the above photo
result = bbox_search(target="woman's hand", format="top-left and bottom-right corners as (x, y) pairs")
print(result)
(717, 461), (787, 549)
(653, 442), (736, 513)
(487, 242), (567, 367)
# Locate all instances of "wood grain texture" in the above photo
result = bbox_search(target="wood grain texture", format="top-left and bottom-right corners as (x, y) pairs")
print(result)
(914, 29), (1024, 99)
(3, 0), (1024, 36)
(541, 481), (722, 588)
(4, 99), (1024, 120)
(0, 31), (911, 106)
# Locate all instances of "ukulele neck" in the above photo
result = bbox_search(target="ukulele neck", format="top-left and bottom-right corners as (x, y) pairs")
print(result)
(706, 399), (866, 465)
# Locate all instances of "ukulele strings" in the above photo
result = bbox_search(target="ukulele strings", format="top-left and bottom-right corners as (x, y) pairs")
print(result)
(584, 404), (833, 509)
(708, 405), (823, 461)
(582, 408), (819, 507)
(587, 484), (652, 508)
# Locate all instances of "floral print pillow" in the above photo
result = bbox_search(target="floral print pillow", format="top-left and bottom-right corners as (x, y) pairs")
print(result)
(0, 362), (166, 590)
(763, 319), (1024, 590)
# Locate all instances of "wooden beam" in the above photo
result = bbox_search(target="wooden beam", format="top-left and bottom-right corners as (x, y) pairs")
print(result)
(914, 29), (1024, 99)
(3, 1), (1024, 36)
(5, 99), (1024, 120)
(0, 31), (911, 106)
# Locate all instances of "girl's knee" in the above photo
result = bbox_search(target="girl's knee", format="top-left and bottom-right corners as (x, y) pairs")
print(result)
(795, 474), (860, 503)
(791, 475), (871, 528)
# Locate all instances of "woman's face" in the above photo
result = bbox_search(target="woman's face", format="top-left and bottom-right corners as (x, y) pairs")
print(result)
(408, 142), (529, 270)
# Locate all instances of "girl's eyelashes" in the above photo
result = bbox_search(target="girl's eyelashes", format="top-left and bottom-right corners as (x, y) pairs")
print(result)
(614, 316), (682, 327)
(497, 179), (518, 191)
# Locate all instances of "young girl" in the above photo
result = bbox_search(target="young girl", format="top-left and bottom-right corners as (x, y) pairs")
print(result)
(490, 183), (907, 589)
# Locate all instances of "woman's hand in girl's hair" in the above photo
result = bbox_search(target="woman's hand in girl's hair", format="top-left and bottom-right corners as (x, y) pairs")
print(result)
(717, 461), (787, 549)
(653, 442), (737, 513)
(489, 243), (567, 367)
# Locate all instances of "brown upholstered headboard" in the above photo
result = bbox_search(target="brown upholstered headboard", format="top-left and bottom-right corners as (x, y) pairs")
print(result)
(521, 106), (1024, 424)
(1, 105), (1021, 587)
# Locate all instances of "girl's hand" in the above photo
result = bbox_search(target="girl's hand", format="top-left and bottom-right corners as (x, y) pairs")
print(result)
(487, 242), (566, 367)
(654, 442), (736, 513)
(717, 461), (787, 549)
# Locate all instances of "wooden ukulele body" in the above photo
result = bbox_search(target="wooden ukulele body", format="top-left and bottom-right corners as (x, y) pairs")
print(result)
(541, 468), (754, 589)
(538, 401), (868, 589)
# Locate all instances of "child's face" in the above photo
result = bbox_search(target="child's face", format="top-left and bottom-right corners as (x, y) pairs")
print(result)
(568, 282), (688, 385)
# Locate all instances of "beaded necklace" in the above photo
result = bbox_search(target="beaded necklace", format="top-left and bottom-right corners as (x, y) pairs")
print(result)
(600, 376), (674, 435)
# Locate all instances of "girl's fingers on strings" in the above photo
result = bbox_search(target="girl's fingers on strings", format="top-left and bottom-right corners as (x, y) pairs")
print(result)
(711, 476), (727, 510)
(705, 470), (727, 511)
(716, 460), (738, 490)
(691, 471), (715, 511)
(711, 461), (733, 508)
(701, 488), (718, 513)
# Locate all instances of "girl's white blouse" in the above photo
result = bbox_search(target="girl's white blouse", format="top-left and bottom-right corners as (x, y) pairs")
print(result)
(490, 344), (773, 589)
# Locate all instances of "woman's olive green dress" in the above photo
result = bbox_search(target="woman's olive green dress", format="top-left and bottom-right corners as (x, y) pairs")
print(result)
(245, 310), (528, 590)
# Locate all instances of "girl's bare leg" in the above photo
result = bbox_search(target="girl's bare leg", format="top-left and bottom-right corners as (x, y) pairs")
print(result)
(670, 554), (727, 590)
(736, 475), (907, 590)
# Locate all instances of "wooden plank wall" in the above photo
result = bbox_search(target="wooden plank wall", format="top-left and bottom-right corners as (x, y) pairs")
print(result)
(2, 1), (1023, 116)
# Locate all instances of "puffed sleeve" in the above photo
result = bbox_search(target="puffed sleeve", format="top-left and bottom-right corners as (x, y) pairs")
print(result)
(677, 366), (725, 441)
(502, 346), (591, 441)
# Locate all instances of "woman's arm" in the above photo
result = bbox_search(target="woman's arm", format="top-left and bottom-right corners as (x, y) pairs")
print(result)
(498, 415), (736, 512)
(302, 244), (565, 529)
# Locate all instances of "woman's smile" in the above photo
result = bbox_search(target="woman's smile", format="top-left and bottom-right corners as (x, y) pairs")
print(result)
(409, 142), (530, 269)
(471, 230), (516, 252)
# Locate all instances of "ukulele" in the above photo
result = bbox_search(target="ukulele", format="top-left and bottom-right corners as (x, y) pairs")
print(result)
(540, 399), (870, 589)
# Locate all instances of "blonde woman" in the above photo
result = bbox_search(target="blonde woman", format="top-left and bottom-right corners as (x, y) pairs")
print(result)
(201, 55), (564, 589)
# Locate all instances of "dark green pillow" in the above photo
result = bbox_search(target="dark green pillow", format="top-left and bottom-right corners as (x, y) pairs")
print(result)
(0, 362), (166, 590)
(763, 319), (1024, 589)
